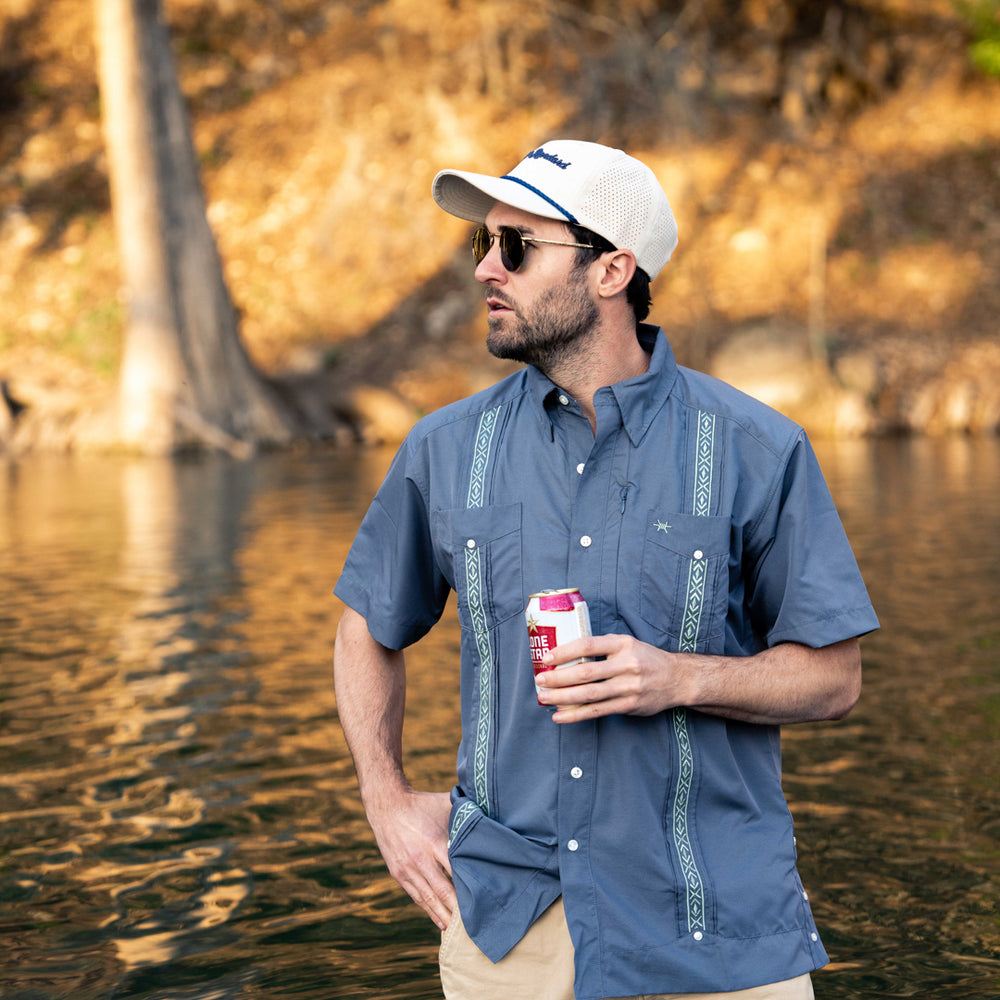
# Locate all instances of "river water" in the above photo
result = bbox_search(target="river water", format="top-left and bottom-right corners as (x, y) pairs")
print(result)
(1, 436), (998, 999)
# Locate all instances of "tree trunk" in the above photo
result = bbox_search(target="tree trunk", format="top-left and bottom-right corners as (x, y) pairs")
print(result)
(95, 0), (301, 455)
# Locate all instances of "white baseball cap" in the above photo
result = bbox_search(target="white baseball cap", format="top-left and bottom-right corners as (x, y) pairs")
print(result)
(432, 139), (678, 279)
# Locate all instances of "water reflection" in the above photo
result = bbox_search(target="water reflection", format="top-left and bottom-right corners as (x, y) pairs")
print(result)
(0, 439), (997, 999)
(793, 437), (1000, 999)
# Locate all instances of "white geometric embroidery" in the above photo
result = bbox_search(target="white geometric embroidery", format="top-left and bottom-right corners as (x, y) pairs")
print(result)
(678, 557), (707, 653)
(450, 800), (479, 844)
(467, 543), (493, 817)
(671, 408), (716, 935)
(672, 706), (706, 932)
(468, 407), (500, 509)
(692, 411), (715, 519)
(465, 405), (502, 818)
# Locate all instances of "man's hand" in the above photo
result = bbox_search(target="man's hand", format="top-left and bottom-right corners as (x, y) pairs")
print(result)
(535, 633), (861, 726)
(535, 634), (686, 722)
(366, 788), (456, 930)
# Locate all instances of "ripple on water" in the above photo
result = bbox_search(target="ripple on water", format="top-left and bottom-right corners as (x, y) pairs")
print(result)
(2, 443), (999, 998)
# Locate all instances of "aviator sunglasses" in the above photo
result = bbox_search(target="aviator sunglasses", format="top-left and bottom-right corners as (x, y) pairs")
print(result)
(472, 225), (595, 272)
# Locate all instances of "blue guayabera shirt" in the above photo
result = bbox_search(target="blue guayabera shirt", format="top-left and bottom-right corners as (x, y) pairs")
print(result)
(336, 326), (878, 999)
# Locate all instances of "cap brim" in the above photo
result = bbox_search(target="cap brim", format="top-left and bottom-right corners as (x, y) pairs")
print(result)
(432, 169), (571, 225)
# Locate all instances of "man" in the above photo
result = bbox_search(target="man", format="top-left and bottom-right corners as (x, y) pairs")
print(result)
(334, 139), (878, 1000)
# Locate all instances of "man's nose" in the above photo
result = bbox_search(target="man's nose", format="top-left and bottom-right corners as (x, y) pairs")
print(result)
(475, 242), (507, 284)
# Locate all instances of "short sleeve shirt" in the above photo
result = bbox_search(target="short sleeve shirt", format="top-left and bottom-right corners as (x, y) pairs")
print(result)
(335, 327), (879, 999)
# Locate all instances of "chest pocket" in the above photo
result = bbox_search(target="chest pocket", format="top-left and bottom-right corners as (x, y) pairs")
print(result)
(436, 503), (524, 632)
(639, 511), (731, 653)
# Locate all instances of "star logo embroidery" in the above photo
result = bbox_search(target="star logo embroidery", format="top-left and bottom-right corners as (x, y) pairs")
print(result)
(654, 519), (672, 534)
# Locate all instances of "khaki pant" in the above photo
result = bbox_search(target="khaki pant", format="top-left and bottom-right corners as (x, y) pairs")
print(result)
(439, 898), (815, 1000)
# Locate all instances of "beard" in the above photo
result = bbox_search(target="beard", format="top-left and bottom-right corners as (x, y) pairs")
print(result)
(485, 275), (600, 374)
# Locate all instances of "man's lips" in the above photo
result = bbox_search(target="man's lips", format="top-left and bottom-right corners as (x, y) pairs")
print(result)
(486, 295), (514, 316)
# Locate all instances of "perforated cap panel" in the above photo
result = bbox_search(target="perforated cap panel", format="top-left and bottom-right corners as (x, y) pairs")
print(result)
(577, 157), (678, 278)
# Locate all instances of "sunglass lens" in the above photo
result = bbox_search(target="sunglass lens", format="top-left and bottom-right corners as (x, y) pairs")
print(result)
(499, 228), (524, 271)
(472, 227), (491, 265)
(471, 227), (525, 271)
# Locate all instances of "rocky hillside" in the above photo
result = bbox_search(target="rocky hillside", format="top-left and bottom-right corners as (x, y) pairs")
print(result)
(1, 0), (999, 447)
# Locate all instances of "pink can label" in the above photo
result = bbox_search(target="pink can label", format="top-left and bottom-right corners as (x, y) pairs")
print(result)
(528, 623), (559, 672)
(526, 589), (593, 705)
(537, 590), (587, 612)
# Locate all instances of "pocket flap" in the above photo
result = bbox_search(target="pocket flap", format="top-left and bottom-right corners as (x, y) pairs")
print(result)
(645, 511), (731, 558)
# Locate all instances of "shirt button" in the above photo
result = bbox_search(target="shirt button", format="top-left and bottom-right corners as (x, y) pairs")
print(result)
(693, 549), (704, 560)
(803, 891), (809, 901)
(558, 394), (570, 406)
(567, 839), (579, 852)
(811, 932), (819, 942)
(693, 931), (704, 941)
(570, 766), (583, 779)
(580, 535), (592, 548)
(576, 463), (585, 475)
(466, 539), (476, 549)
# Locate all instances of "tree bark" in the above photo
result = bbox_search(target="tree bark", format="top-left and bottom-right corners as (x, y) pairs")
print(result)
(95, 0), (301, 454)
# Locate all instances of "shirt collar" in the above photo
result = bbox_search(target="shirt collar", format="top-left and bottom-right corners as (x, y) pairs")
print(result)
(526, 325), (678, 447)
(610, 325), (678, 446)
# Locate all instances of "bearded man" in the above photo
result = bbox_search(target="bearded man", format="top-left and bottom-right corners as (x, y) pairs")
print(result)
(334, 140), (878, 1000)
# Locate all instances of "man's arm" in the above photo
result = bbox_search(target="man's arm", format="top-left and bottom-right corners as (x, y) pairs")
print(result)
(333, 605), (456, 928)
(535, 634), (862, 726)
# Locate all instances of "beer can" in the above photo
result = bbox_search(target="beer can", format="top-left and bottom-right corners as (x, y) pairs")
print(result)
(525, 588), (593, 705)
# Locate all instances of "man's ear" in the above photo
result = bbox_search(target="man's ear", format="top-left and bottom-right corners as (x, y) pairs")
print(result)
(595, 249), (637, 300)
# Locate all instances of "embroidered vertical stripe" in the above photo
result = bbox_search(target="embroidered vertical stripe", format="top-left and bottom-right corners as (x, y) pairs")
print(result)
(449, 800), (479, 844)
(670, 408), (717, 935)
(464, 406), (502, 820)
(467, 406), (499, 509)
(692, 411), (716, 519)
(678, 558), (708, 653)
(467, 542), (493, 816)
(672, 706), (704, 932)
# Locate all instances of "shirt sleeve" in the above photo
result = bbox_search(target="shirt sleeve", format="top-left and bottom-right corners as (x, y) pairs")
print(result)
(746, 430), (879, 648)
(334, 440), (450, 650)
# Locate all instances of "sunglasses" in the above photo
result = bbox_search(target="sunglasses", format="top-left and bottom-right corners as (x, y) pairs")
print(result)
(472, 226), (595, 272)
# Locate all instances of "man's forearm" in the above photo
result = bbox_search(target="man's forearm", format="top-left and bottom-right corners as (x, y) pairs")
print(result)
(333, 605), (457, 929)
(333, 605), (410, 806)
(684, 637), (862, 725)
(537, 634), (862, 726)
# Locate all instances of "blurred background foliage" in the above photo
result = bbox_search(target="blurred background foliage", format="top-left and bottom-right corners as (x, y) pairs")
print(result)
(957, 0), (1000, 76)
